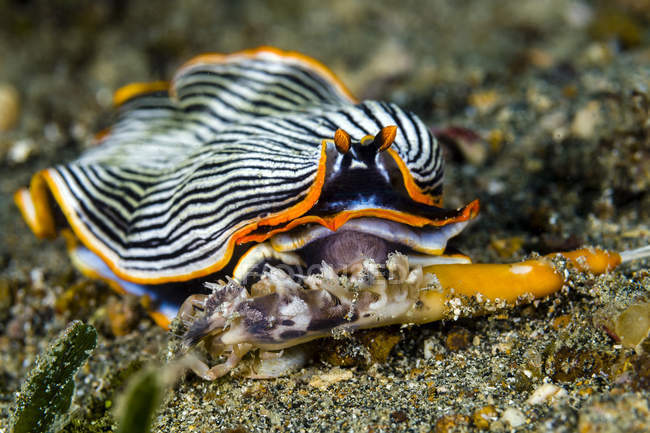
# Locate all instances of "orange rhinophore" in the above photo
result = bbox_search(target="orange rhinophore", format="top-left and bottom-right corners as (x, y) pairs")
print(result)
(334, 128), (351, 153)
(374, 125), (398, 152)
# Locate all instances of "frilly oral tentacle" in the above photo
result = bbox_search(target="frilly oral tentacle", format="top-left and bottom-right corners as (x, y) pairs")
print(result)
(180, 255), (426, 379)
(251, 264), (303, 297)
(179, 246), (646, 380)
(180, 278), (250, 347)
(304, 261), (354, 302)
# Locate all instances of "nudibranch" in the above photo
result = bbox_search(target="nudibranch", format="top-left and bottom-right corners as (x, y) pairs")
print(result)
(15, 47), (649, 380)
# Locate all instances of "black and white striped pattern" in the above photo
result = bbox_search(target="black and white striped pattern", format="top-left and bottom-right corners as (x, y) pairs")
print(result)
(47, 49), (444, 282)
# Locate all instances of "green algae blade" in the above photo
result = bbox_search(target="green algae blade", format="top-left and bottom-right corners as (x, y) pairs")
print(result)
(10, 321), (97, 433)
(115, 368), (163, 433)
(115, 362), (188, 433)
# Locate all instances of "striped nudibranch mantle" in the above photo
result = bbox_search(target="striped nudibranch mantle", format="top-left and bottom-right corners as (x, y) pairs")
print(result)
(15, 47), (649, 380)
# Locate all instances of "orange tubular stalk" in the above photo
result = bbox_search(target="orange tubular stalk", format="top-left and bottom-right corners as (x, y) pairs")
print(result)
(408, 248), (626, 324)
